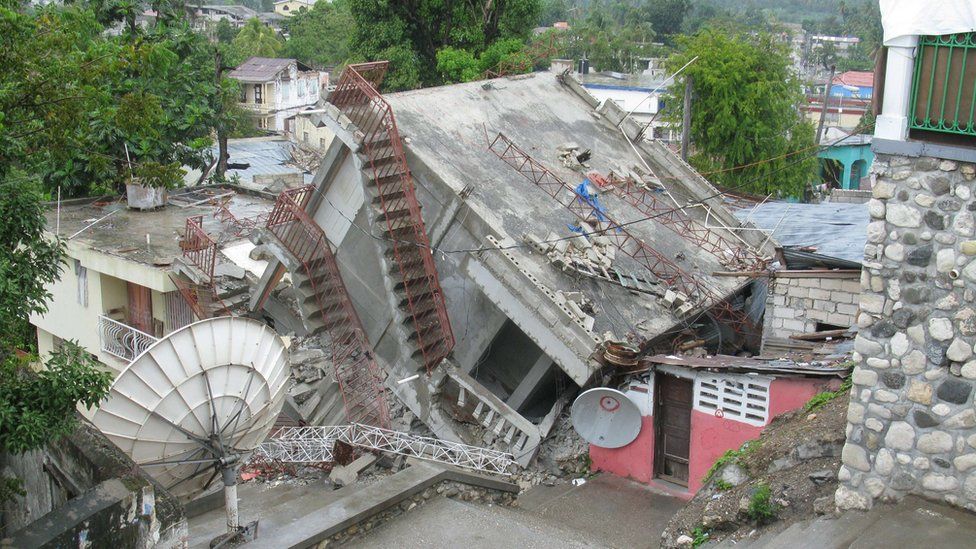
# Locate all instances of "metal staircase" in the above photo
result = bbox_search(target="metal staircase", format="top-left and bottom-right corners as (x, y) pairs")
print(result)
(487, 132), (752, 339)
(328, 61), (455, 375)
(265, 186), (390, 429)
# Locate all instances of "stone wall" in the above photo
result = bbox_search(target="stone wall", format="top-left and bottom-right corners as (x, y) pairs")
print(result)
(836, 153), (976, 511)
(762, 274), (861, 347)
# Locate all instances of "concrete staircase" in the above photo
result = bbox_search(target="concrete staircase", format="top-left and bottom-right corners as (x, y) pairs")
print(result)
(443, 366), (542, 466)
(707, 496), (976, 549)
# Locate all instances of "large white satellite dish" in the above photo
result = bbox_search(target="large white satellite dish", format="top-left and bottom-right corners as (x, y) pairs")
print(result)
(91, 316), (289, 542)
(571, 388), (642, 449)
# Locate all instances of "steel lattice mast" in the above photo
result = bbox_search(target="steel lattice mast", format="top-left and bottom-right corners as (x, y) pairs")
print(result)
(251, 424), (516, 476)
(486, 132), (752, 338)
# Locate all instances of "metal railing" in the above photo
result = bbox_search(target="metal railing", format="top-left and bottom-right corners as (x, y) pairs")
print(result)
(266, 186), (391, 429)
(182, 215), (217, 282)
(910, 32), (976, 137)
(252, 423), (516, 476)
(329, 62), (455, 374)
(98, 315), (158, 362)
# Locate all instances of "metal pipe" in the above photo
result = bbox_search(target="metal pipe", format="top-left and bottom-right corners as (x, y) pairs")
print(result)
(222, 467), (239, 533)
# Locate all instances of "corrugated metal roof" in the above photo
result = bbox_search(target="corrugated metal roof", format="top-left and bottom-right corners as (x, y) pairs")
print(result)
(734, 201), (868, 265)
(228, 57), (295, 83)
(221, 137), (312, 184)
(834, 70), (874, 88)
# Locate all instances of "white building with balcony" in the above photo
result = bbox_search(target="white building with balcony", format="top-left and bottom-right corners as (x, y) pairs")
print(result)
(228, 57), (326, 133)
(29, 189), (274, 374)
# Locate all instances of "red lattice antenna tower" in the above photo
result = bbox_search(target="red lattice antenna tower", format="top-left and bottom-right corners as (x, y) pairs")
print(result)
(609, 174), (768, 271)
(487, 132), (752, 339)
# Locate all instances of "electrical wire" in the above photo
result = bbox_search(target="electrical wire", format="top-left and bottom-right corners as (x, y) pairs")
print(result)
(309, 126), (870, 259)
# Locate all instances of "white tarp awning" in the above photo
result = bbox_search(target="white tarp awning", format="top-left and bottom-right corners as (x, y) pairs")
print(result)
(880, 0), (976, 45)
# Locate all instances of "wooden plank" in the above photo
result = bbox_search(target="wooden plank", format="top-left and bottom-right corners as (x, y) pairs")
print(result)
(789, 329), (852, 341)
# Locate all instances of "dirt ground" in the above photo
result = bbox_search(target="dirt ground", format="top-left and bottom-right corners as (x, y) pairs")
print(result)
(662, 395), (849, 547)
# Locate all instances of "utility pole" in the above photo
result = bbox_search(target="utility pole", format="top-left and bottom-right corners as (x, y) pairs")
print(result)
(816, 64), (837, 144)
(214, 46), (229, 180)
(680, 75), (693, 161)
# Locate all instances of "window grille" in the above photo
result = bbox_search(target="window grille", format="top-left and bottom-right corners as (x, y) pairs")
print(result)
(910, 32), (976, 137)
(694, 374), (770, 426)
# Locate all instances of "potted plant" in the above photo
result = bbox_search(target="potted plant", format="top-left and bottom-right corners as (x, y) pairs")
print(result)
(126, 161), (185, 210)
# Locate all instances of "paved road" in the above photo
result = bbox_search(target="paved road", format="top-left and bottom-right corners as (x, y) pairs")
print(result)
(350, 474), (684, 549)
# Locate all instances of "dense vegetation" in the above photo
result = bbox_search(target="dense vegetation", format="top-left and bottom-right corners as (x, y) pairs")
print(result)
(665, 29), (818, 197)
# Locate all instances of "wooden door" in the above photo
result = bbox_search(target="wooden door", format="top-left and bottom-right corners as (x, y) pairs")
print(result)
(654, 373), (693, 486)
(127, 282), (154, 335)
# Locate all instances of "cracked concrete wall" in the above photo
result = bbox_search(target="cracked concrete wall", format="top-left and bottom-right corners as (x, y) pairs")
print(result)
(837, 152), (976, 512)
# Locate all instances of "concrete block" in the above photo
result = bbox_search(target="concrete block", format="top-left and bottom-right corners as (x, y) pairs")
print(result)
(798, 278), (821, 288)
(821, 278), (844, 290)
(837, 303), (859, 315)
(808, 288), (831, 300)
(814, 299), (837, 312)
(782, 319), (806, 332)
(827, 312), (853, 327)
(830, 291), (855, 304)
(329, 453), (380, 487)
(841, 280), (864, 294)
(788, 287), (809, 299)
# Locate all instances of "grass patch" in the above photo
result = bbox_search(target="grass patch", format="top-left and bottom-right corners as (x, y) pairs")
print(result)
(714, 479), (733, 491)
(690, 526), (710, 547)
(746, 482), (778, 525)
(702, 440), (761, 483)
(804, 374), (853, 413)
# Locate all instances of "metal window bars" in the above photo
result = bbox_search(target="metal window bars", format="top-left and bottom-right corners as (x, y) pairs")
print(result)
(328, 62), (455, 375)
(265, 186), (391, 429)
(910, 32), (976, 137)
(251, 424), (516, 476)
(98, 314), (158, 362)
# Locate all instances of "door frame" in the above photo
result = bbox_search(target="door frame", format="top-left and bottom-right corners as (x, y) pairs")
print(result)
(653, 371), (693, 486)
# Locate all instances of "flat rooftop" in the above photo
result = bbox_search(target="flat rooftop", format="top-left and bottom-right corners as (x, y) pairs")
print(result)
(48, 187), (273, 266)
(385, 73), (746, 340)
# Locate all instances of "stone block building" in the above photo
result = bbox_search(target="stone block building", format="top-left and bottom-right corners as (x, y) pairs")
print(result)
(836, 3), (976, 511)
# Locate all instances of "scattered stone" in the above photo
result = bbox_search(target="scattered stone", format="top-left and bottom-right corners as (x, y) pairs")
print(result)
(929, 317), (955, 341)
(914, 410), (941, 428)
(887, 204), (923, 228)
(885, 421), (916, 450)
(948, 339), (974, 363)
(937, 378), (973, 404)
(917, 431), (954, 454)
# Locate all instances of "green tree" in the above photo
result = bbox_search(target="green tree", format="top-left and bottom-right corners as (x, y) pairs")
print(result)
(283, 0), (356, 68)
(229, 17), (284, 66)
(666, 28), (817, 196)
(347, 0), (542, 90)
(214, 18), (238, 44)
(641, 0), (691, 37)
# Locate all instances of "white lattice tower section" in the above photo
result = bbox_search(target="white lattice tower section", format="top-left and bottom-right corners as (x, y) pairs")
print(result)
(251, 424), (516, 476)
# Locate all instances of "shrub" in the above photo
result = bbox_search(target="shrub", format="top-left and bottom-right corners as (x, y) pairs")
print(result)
(714, 479), (733, 491)
(702, 440), (761, 483)
(690, 526), (710, 547)
(746, 483), (778, 525)
(804, 374), (853, 413)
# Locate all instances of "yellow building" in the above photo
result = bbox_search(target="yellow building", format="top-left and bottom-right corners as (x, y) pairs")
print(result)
(273, 0), (316, 17)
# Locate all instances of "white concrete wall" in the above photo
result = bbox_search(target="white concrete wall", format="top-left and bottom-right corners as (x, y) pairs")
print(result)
(29, 244), (174, 372)
(314, 153), (363, 245)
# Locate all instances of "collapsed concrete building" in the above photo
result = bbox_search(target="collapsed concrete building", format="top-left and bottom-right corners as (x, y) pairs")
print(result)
(249, 63), (777, 465)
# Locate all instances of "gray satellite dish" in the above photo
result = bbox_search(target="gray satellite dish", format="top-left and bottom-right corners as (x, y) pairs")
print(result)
(91, 317), (290, 544)
(571, 388), (642, 448)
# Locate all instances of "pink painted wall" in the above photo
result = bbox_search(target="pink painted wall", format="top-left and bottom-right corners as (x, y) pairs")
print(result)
(688, 410), (762, 492)
(587, 375), (839, 493)
(590, 416), (654, 482)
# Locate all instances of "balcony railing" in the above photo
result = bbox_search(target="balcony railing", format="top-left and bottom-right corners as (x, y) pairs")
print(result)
(910, 32), (976, 137)
(98, 315), (158, 362)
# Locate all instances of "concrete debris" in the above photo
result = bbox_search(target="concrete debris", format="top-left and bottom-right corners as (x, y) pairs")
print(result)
(329, 453), (380, 487)
(556, 143), (591, 172)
